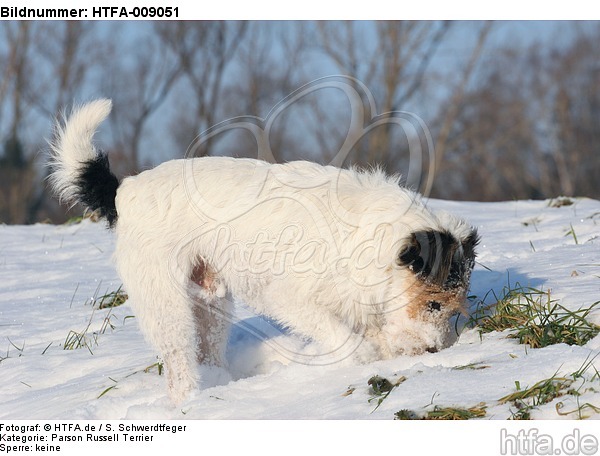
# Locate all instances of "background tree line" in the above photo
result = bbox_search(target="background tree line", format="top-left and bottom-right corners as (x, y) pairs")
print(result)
(1, 21), (599, 224)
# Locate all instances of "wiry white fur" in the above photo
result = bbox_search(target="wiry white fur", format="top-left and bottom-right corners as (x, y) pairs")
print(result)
(47, 99), (112, 206)
(48, 100), (478, 404)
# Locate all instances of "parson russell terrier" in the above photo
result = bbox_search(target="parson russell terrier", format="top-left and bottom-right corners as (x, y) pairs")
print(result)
(48, 99), (478, 404)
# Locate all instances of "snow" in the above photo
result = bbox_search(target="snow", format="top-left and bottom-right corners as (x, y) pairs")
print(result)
(1, 198), (599, 421)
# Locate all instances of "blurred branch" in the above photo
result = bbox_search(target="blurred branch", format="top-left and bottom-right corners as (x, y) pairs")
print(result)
(432, 21), (493, 184)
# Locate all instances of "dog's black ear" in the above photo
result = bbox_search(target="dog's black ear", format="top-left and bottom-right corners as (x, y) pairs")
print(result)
(397, 233), (425, 272)
(446, 228), (479, 289)
(462, 228), (480, 263)
(397, 230), (457, 285)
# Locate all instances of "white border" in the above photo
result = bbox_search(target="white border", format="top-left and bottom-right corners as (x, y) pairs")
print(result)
(5, 0), (599, 20)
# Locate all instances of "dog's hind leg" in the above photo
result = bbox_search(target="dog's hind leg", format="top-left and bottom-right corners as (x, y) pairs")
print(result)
(190, 258), (232, 369)
(116, 246), (203, 404)
(141, 288), (200, 402)
(192, 295), (232, 368)
(129, 287), (200, 403)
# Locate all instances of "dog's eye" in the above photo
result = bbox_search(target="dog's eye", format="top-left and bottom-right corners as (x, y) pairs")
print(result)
(427, 301), (442, 312)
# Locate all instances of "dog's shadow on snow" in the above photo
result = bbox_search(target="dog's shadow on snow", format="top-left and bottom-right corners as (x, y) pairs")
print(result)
(469, 267), (546, 305)
(196, 315), (290, 388)
(226, 314), (303, 381)
(451, 267), (546, 337)
(445, 266), (546, 346)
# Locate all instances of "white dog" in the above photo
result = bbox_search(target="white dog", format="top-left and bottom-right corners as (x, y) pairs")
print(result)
(48, 99), (478, 403)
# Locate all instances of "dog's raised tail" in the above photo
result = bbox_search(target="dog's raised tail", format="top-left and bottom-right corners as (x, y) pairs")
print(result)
(48, 99), (119, 227)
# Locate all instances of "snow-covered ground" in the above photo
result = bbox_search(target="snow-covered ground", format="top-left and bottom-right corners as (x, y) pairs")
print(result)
(1, 198), (599, 420)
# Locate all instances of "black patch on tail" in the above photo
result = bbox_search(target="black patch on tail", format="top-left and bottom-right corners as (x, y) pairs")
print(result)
(75, 152), (119, 227)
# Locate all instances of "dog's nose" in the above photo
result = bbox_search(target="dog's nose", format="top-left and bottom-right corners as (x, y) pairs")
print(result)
(426, 347), (438, 353)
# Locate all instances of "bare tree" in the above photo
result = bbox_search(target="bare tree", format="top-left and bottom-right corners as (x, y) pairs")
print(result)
(0, 22), (111, 223)
(2, 20), (599, 224)
(546, 26), (600, 198)
(25, 22), (101, 118)
(103, 25), (182, 174)
(435, 23), (600, 201)
(314, 21), (453, 173)
(0, 23), (32, 141)
(219, 22), (323, 162)
(155, 21), (248, 158)
(433, 50), (539, 201)
(431, 22), (493, 192)
(0, 23), (37, 224)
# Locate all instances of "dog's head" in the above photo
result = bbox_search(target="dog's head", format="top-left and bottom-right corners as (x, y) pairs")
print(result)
(375, 213), (479, 356)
